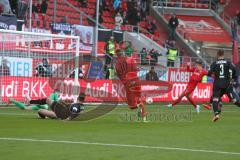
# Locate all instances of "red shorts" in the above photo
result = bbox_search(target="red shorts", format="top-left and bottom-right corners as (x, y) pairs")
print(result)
(123, 72), (142, 109)
(124, 81), (142, 109)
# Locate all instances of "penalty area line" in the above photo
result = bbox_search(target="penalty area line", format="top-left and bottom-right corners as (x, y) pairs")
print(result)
(0, 137), (239, 156)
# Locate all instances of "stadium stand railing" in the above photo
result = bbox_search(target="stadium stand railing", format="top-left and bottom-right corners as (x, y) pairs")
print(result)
(152, 0), (212, 9)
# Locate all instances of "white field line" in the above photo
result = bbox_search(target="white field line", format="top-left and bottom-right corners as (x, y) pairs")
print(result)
(0, 137), (239, 156)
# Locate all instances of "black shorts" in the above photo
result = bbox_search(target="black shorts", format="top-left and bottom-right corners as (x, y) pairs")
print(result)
(212, 85), (236, 101)
(50, 101), (70, 120)
(50, 101), (83, 120)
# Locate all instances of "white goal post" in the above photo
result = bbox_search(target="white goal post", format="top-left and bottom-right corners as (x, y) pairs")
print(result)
(0, 29), (81, 104)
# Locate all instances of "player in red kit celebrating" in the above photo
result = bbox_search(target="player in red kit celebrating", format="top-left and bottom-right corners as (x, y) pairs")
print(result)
(167, 60), (208, 113)
(115, 49), (146, 120)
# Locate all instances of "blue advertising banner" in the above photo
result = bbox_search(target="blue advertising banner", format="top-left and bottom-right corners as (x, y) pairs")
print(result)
(87, 61), (103, 79)
(0, 15), (17, 30)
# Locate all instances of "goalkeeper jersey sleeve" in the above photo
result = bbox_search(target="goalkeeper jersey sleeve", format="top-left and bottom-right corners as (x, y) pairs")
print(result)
(48, 92), (59, 102)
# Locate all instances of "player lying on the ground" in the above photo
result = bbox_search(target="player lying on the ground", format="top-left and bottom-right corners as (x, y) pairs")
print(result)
(115, 49), (145, 120)
(9, 89), (60, 110)
(208, 49), (240, 122)
(38, 93), (86, 121)
(167, 59), (208, 113)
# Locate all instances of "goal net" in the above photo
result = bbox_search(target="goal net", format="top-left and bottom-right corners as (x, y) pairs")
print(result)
(0, 29), (81, 104)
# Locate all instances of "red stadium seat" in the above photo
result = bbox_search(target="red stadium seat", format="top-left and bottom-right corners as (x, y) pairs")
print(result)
(121, 25), (126, 31)
(202, 4), (209, 9)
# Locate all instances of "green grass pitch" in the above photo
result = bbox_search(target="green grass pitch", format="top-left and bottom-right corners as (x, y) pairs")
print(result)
(0, 104), (240, 160)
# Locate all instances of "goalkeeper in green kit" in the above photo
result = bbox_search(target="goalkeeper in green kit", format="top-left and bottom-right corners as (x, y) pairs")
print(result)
(9, 89), (60, 111)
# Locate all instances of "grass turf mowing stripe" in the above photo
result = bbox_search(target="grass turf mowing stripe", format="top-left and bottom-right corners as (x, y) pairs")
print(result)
(0, 137), (240, 156)
(0, 112), (36, 116)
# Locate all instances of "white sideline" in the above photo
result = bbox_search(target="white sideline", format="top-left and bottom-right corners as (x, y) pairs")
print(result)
(0, 137), (239, 156)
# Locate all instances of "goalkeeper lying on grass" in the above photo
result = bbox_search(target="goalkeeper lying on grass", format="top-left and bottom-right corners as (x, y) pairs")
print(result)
(38, 93), (86, 120)
(9, 89), (60, 111)
(9, 89), (86, 120)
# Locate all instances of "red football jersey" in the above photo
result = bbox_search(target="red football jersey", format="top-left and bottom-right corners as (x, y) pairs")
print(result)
(115, 56), (138, 83)
(187, 65), (208, 85)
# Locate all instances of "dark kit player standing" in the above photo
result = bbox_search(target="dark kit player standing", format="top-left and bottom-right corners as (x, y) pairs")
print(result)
(208, 50), (240, 122)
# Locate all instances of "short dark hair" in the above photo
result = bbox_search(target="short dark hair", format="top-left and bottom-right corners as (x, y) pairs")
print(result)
(77, 93), (86, 102)
(151, 66), (155, 70)
(217, 49), (224, 57)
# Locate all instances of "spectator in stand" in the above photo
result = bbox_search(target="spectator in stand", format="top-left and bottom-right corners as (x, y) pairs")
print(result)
(146, 66), (159, 81)
(0, 59), (10, 76)
(32, 1), (39, 18)
(166, 43), (178, 67)
(126, 1), (138, 25)
(136, 0), (141, 11)
(121, 0), (127, 12)
(236, 10), (240, 25)
(175, 0), (181, 7)
(104, 36), (115, 71)
(98, 11), (103, 24)
(139, 17), (147, 28)
(36, 0), (41, 13)
(0, 4), (3, 14)
(125, 41), (133, 57)
(168, 13), (179, 40)
(136, 12), (141, 24)
(79, 0), (87, 8)
(149, 49), (161, 66)
(0, 0), (12, 14)
(147, 20), (157, 34)
(16, 0), (28, 20)
(164, 39), (172, 49)
(102, 0), (110, 11)
(115, 12), (123, 30)
(35, 58), (52, 77)
(141, 0), (147, 14)
(113, 0), (121, 10)
(122, 11), (128, 25)
(40, 0), (48, 14)
(9, 0), (17, 14)
(140, 47), (148, 65)
(105, 63), (115, 79)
